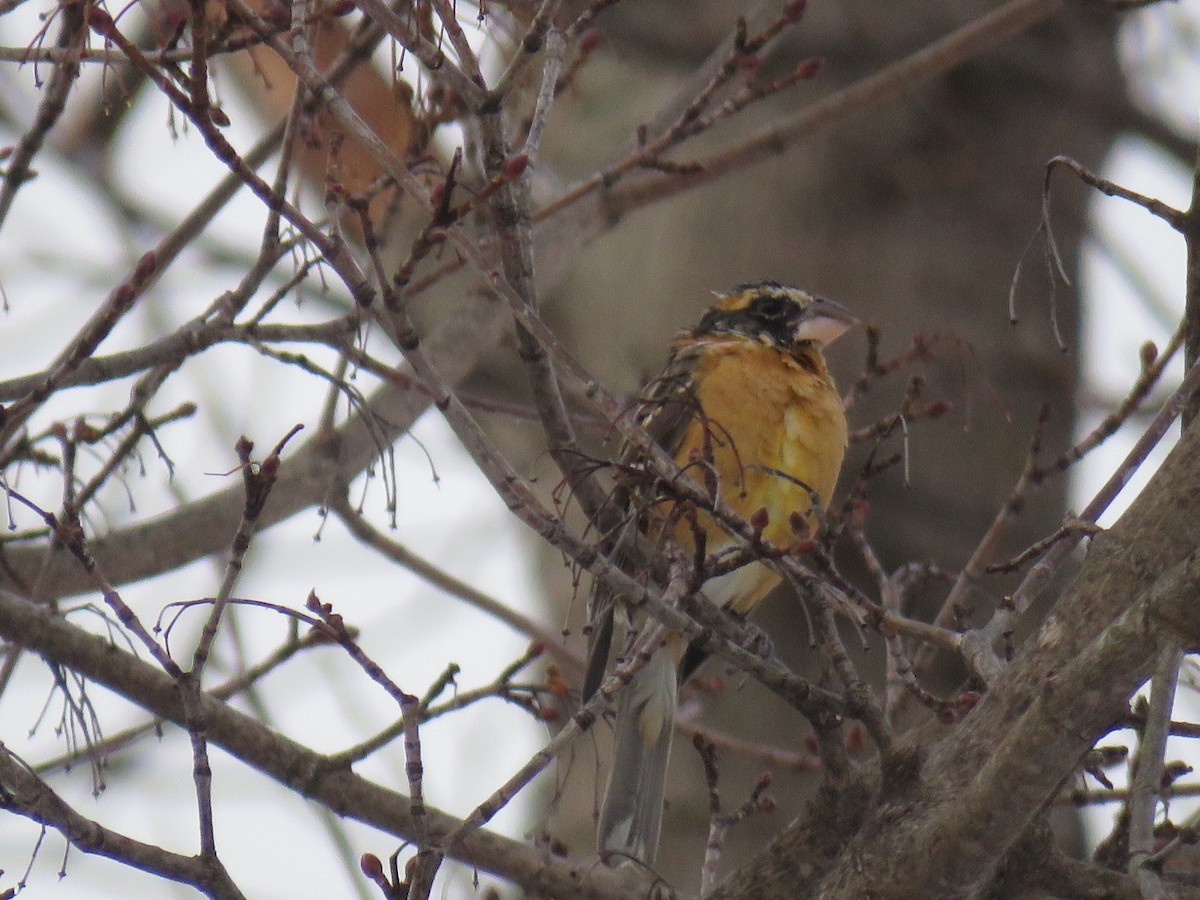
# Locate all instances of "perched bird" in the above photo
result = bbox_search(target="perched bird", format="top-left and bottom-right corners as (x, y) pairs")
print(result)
(585, 281), (854, 865)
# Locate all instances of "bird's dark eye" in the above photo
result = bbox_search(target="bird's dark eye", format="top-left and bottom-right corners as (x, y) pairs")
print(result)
(753, 295), (790, 319)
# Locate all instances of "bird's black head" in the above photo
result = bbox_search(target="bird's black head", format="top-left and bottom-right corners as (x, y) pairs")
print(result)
(693, 282), (856, 350)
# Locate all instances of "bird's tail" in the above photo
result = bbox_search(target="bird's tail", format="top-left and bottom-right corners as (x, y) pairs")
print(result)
(598, 643), (677, 865)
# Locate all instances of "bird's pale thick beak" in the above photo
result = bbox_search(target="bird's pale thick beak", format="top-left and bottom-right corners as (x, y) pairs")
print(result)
(793, 297), (857, 347)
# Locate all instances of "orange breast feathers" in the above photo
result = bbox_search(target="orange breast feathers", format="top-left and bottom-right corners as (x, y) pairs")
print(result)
(668, 338), (847, 613)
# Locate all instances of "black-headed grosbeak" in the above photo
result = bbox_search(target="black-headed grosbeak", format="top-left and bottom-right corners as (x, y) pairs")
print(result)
(585, 281), (854, 865)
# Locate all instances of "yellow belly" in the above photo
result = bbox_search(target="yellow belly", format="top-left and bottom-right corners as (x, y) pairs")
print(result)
(670, 341), (847, 614)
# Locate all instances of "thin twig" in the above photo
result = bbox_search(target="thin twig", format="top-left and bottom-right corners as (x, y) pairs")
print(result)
(491, 0), (562, 100)
(0, 743), (249, 900)
(991, 356), (1200, 640)
(692, 733), (775, 895)
(1047, 155), (1187, 232)
(439, 586), (684, 850)
(539, 0), (1066, 223)
(521, 28), (564, 158)
(33, 625), (333, 776)
(0, 0), (86, 228)
(961, 343), (1200, 684)
(329, 492), (581, 672)
(86, 8), (375, 304)
(1127, 645), (1183, 900)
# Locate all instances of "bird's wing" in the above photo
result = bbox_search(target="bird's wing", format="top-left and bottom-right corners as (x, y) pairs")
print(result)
(627, 345), (703, 465)
(582, 344), (701, 701)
